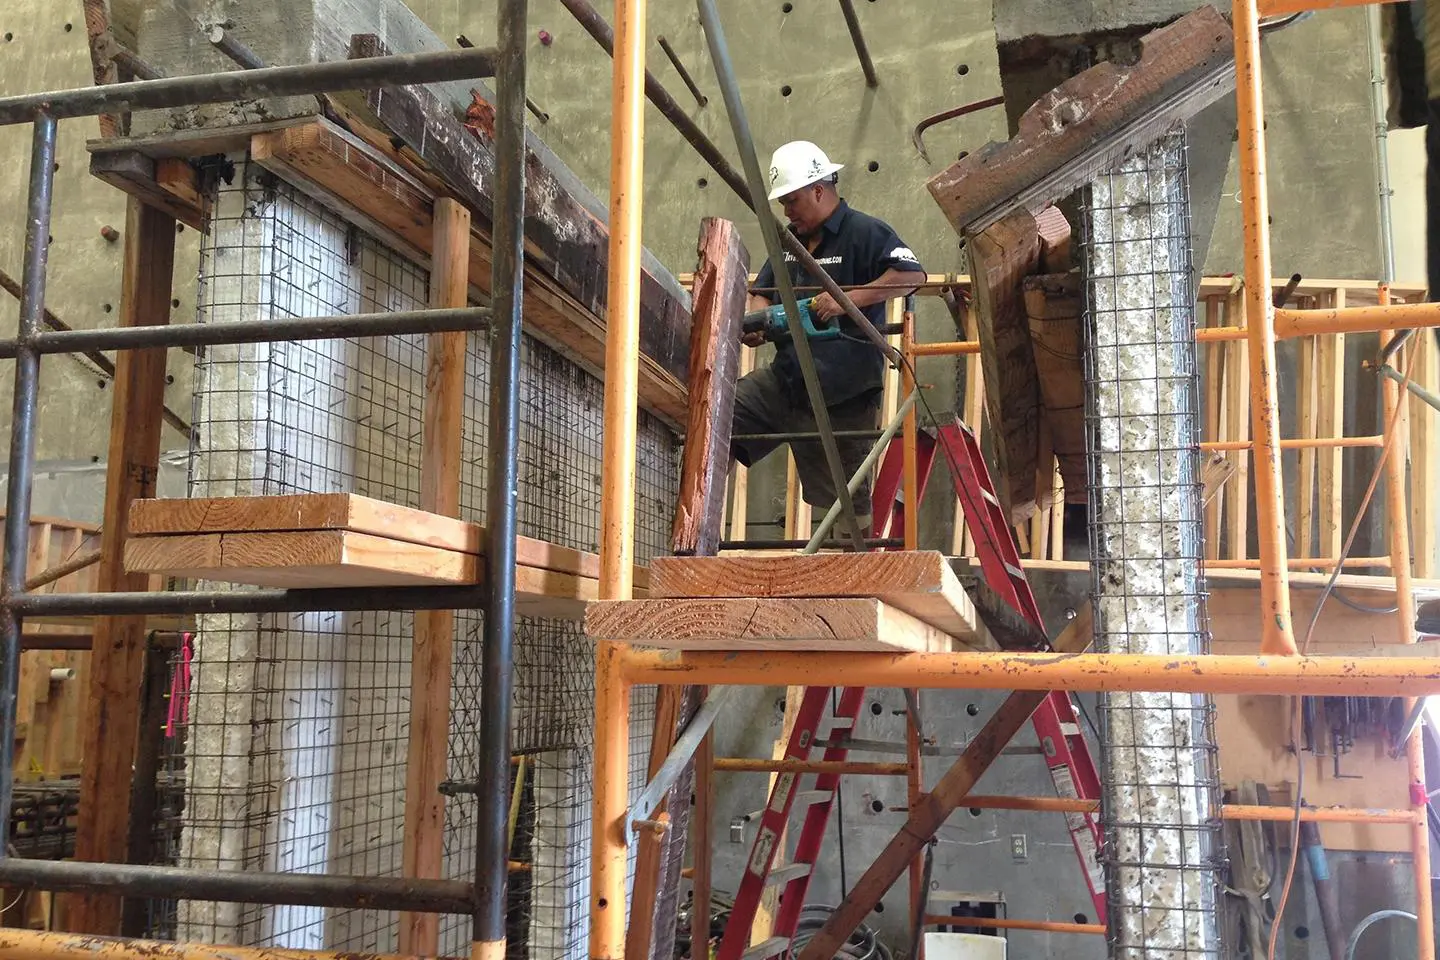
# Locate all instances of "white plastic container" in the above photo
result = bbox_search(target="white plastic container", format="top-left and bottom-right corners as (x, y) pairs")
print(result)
(922, 931), (1007, 960)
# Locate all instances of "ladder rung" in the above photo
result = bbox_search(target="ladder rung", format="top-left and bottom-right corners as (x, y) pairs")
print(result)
(1060, 723), (1081, 736)
(1002, 561), (1025, 578)
(978, 487), (1001, 506)
(765, 863), (812, 887)
(828, 716), (855, 730)
(742, 937), (790, 960)
(792, 789), (834, 806)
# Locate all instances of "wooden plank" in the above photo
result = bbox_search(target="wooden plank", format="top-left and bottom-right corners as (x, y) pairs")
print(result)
(399, 198), (470, 956)
(926, 8), (1234, 235)
(1412, 331), (1438, 578)
(957, 299), (985, 557)
(347, 35), (692, 424)
(1023, 271), (1084, 499)
(15, 526), (53, 781)
(88, 152), (206, 230)
(625, 686), (684, 960)
(790, 605), (1094, 960)
(1224, 285), (1250, 561)
(1296, 335), (1318, 559)
(124, 530), (476, 587)
(129, 493), (648, 587)
(754, 686), (804, 946)
(649, 552), (985, 643)
(70, 199), (177, 936)
(967, 210), (1042, 521)
(784, 456), (812, 541)
(1316, 289), (1347, 560)
(1034, 205), (1072, 274)
(585, 598), (961, 653)
(692, 716), (715, 956)
(673, 219), (749, 556)
(727, 348), (757, 543)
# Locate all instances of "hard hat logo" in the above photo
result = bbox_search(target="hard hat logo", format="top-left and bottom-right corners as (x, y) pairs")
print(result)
(766, 140), (845, 201)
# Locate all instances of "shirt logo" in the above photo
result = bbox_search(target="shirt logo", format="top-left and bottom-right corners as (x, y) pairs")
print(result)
(889, 246), (919, 263)
(769, 165), (779, 186)
(783, 254), (843, 265)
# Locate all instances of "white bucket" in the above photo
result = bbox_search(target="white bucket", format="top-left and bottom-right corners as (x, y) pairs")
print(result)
(922, 931), (1007, 960)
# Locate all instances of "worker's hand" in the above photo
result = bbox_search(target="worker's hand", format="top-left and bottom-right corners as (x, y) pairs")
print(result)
(741, 330), (767, 348)
(811, 292), (844, 321)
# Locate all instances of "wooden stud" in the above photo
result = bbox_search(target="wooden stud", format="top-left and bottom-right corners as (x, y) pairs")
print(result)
(1203, 297), (1224, 561)
(69, 199), (177, 936)
(728, 347), (757, 543)
(784, 456), (811, 542)
(1296, 334), (1318, 558)
(399, 198), (470, 955)
(753, 685), (804, 946)
(1316, 288), (1347, 560)
(624, 687), (683, 960)
(1413, 330), (1438, 578)
(1224, 284), (1251, 561)
(957, 297), (985, 558)
(692, 714), (714, 958)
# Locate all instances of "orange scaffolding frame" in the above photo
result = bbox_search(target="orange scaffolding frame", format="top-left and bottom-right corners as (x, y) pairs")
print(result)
(590, 1), (1440, 958)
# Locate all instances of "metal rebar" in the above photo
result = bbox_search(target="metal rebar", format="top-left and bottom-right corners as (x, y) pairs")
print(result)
(554, 0), (899, 365)
(656, 35), (706, 106)
(0, 306), (492, 357)
(206, 25), (266, 70)
(0, 858), (475, 914)
(0, 47), (498, 125)
(697, 0), (866, 551)
(836, 0), (878, 88)
(1377, 362), (1440, 414)
(806, 390), (919, 552)
(0, 114), (57, 860)
(476, 0), (527, 946)
(626, 686), (742, 839)
(910, 95), (1006, 163)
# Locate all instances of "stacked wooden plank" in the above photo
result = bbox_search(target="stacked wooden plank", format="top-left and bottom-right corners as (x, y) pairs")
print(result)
(586, 552), (992, 653)
(124, 493), (645, 618)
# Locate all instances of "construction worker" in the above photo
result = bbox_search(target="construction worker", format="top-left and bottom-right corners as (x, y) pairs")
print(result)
(731, 140), (927, 537)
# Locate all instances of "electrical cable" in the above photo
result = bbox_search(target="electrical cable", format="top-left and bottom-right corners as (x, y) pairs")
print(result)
(1266, 342), (1420, 960)
(1345, 909), (1417, 960)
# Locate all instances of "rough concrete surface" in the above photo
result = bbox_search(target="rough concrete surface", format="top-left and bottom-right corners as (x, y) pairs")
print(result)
(0, 1), (199, 465)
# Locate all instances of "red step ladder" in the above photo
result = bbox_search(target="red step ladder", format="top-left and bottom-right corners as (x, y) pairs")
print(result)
(715, 419), (1105, 960)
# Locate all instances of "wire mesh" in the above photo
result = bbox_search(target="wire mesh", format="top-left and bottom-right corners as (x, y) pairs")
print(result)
(166, 160), (675, 960)
(1081, 125), (1223, 959)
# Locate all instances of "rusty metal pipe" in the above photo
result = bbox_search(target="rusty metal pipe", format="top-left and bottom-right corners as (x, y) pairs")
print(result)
(0, 930), (454, 960)
(836, 0), (878, 87)
(712, 757), (909, 775)
(656, 36), (706, 106)
(923, 915), (1104, 936)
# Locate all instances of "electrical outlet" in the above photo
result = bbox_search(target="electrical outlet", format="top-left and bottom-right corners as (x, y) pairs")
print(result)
(1010, 833), (1028, 862)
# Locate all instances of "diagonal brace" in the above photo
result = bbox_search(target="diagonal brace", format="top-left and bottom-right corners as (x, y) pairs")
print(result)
(626, 685), (741, 840)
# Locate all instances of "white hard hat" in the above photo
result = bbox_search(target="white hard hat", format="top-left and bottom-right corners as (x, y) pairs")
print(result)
(766, 141), (844, 201)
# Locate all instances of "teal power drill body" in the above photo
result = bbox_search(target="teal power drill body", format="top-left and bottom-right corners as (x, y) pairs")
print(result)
(740, 297), (842, 343)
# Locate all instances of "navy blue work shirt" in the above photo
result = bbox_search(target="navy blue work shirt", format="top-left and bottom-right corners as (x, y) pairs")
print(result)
(752, 200), (924, 408)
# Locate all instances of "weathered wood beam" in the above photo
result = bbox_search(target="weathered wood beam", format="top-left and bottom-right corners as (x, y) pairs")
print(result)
(347, 33), (691, 424)
(1023, 271), (1085, 500)
(969, 210), (1042, 521)
(68, 199), (177, 935)
(89, 151), (207, 230)
(927, 6), (1234, 236)
(792, 605), (1094, 960)
(673, 219), (749, 556)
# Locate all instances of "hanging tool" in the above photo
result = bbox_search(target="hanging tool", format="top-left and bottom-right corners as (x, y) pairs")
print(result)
(740, 297), (841, 344)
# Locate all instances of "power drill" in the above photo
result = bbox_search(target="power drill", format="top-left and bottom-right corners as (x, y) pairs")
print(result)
(740, 297), (842, 343)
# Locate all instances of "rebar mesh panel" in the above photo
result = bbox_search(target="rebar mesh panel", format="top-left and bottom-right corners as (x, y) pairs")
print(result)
(175, 161), (676, 960)
(1081, 126), (1222, 959)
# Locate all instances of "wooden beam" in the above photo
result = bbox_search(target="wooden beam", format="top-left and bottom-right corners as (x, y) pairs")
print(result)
(673, 219), (749, 556)
(80, 0), (119, 138)
(585, 598), (963, 653)
(649, 552), (984, 643)
(1203, 297), (1224, 561)
(625, 686), (683, 960)
(968, 210), (1042, 521)
(791, 605), (1094, 960)
(347, 35), (691, 424)
(727, 347), (757, 543)
(926, 7), (1234, 235)
(692, 713), (714, 956)
(1022, 271), (1084, 500)
(399, 198), (470, 955)
(956, 299), (985, 558)
(69, 199), (177, 936)
(89, 152), (206, 229)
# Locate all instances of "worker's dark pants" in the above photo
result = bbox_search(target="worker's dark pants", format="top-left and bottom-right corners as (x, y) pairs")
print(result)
(730, 364), (879, 521)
